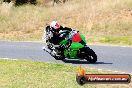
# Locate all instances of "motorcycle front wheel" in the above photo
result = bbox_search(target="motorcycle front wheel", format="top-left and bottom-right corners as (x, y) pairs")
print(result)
(85, 47), (97, 63)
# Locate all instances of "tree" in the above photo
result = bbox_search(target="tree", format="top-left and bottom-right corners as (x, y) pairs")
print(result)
(53, 0), (68, 6)
(3, 0), (11, 3)
(15, 0), (36, 5)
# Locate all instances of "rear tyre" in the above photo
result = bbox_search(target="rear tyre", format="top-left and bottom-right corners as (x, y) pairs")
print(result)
(54, 55), (65, 60)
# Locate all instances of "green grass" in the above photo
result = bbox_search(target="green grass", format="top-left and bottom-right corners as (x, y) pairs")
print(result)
(0, 59), (132, 88)
(99, 36), (132, 45)
(87, 36), (132, 46)
(0, 0), (132, 46)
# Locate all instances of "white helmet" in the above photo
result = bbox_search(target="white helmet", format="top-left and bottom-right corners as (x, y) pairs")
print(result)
(50, 21), (60, 30)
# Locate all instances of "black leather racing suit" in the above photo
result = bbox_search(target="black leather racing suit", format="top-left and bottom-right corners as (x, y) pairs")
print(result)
(46, 25), (72, 45)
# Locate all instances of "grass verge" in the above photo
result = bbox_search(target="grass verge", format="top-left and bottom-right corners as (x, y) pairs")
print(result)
(0, 59), (131, 88)
(0, 0), (132, 46)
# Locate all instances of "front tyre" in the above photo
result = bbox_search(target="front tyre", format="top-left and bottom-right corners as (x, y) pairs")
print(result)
(85, 47), (97, 63)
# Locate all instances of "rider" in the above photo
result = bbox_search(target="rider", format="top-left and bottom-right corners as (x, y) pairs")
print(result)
(43, 21), (86, 56)
(45, 21), (73, 45)
(45, 21), (86, 48)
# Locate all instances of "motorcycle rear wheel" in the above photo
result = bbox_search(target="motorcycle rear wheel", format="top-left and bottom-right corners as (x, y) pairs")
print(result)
(54, 55), (65, 60)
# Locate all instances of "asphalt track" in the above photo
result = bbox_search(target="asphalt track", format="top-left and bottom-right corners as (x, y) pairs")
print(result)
(0, 41), (132, 73)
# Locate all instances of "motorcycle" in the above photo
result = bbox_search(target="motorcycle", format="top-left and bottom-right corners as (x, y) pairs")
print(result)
(43, 29), (97, 63)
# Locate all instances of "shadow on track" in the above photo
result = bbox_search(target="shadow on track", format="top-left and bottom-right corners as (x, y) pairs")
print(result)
(62, 59), (113, 64)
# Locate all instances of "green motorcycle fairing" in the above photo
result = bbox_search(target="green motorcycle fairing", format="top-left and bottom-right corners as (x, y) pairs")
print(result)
(59, 39), (68, 45)
(80, 33), (87, 44)
(70, 42), (84, 50)
(59, 33), (86, 59)
(68, 42), (84, 58)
